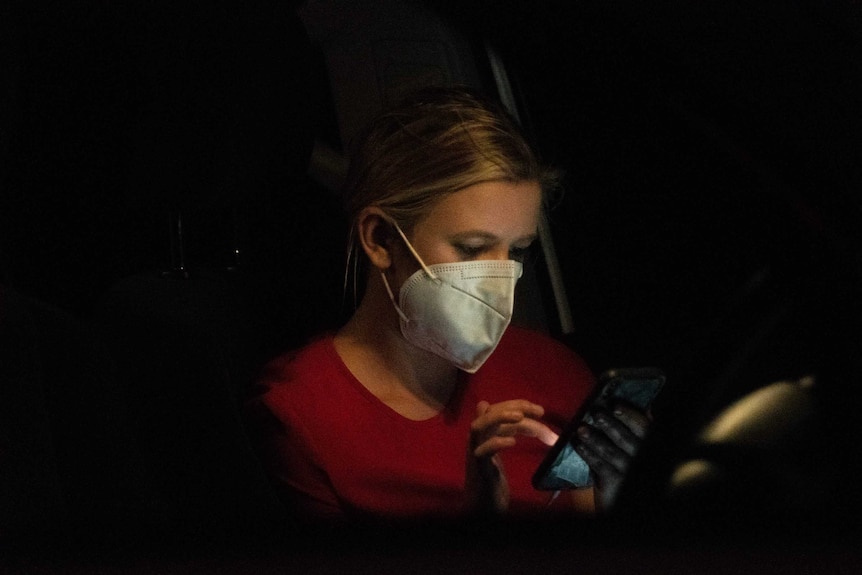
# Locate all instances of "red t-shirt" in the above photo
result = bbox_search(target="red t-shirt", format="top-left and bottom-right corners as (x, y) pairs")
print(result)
(246, 325), (594, 520)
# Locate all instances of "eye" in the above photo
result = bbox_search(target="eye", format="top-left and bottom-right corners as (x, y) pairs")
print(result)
(509, 245), (532, 263)
(454, 244), (486, 260)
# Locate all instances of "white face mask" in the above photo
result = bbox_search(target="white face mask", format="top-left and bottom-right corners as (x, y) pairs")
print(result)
(380, 221), (523, 373)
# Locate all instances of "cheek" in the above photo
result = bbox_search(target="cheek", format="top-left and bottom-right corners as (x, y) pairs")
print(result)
(402, 234), (459, 267)
(422, 245), (464, 266)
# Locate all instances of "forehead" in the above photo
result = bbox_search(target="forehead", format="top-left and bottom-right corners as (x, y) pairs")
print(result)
(415, 180), (542, 238)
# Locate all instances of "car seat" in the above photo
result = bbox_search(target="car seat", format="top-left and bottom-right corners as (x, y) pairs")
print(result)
(0, 285), (133, 547)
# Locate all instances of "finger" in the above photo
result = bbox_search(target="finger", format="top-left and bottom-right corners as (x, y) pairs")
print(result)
(476, 400), (491, 417)
(577, 425), (628, 474)
(511, 418), (559, 446)
(470, 400), (544, 432)
(494, 418), (559, 446)
(576, 443), (624, 510)
(470, 400), (550, 455)
(470, 409), (525, 434)
(481, 400), (545, 420)
(473, 420), (559, 458)
(612, 403), (651, 437)
(592, 411), (640, 456)
(470, 406), (521, 453)
(473, 435), (517, 458)
(574, 441), (624, 485)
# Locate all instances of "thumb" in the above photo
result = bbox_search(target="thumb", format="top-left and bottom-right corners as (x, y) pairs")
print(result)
(476, 400), (491, 417)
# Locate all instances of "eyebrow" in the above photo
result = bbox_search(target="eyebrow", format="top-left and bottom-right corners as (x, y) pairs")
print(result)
(448, 231), (538, 244)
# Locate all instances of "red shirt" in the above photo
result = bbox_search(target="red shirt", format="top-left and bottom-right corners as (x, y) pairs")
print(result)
(246, 325), (594, 520)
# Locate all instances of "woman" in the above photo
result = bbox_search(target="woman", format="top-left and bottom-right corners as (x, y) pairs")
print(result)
(247, 86), (647, 520)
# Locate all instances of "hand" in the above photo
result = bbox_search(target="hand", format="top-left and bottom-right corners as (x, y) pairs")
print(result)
(574, 403), (651, 510)
(466, 399), (558, 513)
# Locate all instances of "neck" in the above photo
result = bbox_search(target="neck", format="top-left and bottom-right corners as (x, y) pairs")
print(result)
(335, 276), (460, 418)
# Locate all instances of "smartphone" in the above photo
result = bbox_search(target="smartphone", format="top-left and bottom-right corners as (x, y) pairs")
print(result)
(532, 367), (665, 490)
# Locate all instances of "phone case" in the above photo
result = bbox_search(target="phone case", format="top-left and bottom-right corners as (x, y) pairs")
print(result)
(532, 367), (665, 490)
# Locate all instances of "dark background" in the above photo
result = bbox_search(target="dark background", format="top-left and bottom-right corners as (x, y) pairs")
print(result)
(439, 0), (862, 447)
(3, 1), (861, 368)
(2, 0), (862, 570)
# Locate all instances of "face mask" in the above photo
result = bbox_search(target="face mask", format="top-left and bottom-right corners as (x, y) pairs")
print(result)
(380, 221), (523, 373)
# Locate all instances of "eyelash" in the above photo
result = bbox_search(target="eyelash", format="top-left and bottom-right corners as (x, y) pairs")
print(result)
(509, 246), (531, 262)
(455, 245), (485, 259)
(454, 245), (532, 262)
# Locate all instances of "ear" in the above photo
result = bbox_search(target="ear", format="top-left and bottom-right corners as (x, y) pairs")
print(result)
(356, 207), (397, 270)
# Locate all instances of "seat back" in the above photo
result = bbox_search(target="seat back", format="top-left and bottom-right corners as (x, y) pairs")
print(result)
(94, 268), (289, 538)
(0, 287), (68, 534)
(1, 287), (135, 540)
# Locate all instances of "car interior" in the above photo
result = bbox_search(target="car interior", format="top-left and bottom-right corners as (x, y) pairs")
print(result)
(2, 0), (862, 572)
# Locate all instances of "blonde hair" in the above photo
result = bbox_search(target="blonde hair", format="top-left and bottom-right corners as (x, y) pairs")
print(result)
(342, 86), (558, 297)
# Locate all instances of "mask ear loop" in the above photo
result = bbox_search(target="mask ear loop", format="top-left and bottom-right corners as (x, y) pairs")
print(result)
(388, 220), (440, 282)
(380, 271), (410, 323)
(378, 217), (440, 324)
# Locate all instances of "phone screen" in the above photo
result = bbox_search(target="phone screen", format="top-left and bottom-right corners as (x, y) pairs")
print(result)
(532, 368), (665, 490)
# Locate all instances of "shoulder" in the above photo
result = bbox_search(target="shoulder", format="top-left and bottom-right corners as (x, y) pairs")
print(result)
(245, 333), (361, 462)
(250, 334), (346, 416)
